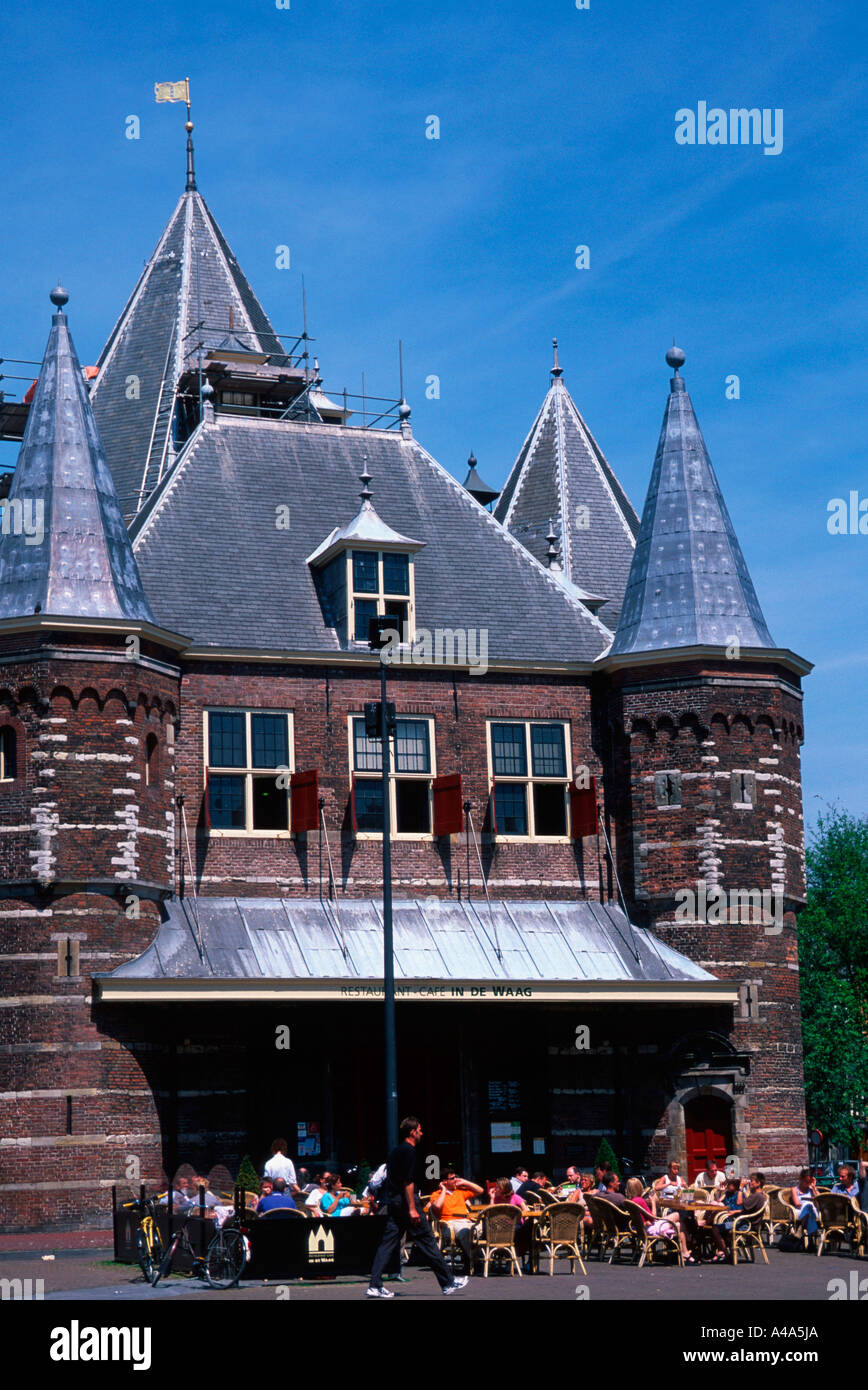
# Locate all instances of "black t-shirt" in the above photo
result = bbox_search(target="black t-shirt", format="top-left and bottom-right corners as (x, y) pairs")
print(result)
(518, 1180), (544, 1198)
(385, 1141), (417, 1206)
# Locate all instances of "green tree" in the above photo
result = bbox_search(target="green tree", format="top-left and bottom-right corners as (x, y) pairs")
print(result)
(236, 1153), (261, 1195)
(594, 1138), (620, 1174)
(799, 809), (868, 1150)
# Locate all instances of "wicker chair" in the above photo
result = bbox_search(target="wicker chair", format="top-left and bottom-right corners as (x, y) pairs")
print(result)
(428, 1212), (470, 1273)
(816, 1193), (864, 1258)
(536, 1189), (559, 1208)
(712, 1202), (769, 1266)
(534, 1201), (587, 1276)
(624, 1199), (683, 1268)
(472, 1204), (524, 1277)
(775, 1188), (810, 1248)
(593, 1197), (639, 1265)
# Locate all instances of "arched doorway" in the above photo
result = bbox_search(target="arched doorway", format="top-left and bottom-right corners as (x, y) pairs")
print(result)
(683, 1096), (733, 1180)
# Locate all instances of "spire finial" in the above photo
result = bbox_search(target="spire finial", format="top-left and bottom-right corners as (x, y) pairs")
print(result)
(50, 284), (69, 311)
(185, 117), (196, 192)
(551, 337), (563, 378)
(666, 339), (686, 375)
(360, 462), (373, 503)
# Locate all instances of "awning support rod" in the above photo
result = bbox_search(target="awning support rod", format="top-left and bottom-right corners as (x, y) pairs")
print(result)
(597, 809), (641, 964)
(178, 796), (204, 961)
(467, 807), (502, 963)
(319, 799), (349, 960)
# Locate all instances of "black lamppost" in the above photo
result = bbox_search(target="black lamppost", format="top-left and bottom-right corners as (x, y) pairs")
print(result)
(367, 618), (398, 1151)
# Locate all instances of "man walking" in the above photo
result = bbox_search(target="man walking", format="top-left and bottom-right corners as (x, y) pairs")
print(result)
(367, 1116), (469, 1298)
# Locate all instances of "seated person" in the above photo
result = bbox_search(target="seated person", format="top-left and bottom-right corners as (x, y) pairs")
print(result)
(556, 1165), (581, 1196)
(517, 1171), (551, 1200)
(653, 1160), (687, 1200)
(157, 1177), (193, 1208)
(625, 1177), (694, 1265)
(790, 1168), (820, 1245)
(189, 1175), (220, 1209)
(510, 1167), (529, 1194)
(302, 1172), (331, 1216)
(694, 1159), (726, 1191)
(831, 1165), (859, 1199)
(257, 1177), (298, 1214)
(428, 1169), (484, 1268)
(706, 1172), (765, 1260)
(320, 1174), (363, 1217)
(597, 1172), (627, 1208)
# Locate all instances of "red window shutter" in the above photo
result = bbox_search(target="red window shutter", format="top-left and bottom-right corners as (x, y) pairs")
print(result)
(290, 769), (319, 832)
(432, 773), (463, 836)
(570, 776), (598, 839)
(204, 767), (211, 829)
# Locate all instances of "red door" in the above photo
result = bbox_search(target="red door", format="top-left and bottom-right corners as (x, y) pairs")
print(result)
(684, 1097), (732, 1181)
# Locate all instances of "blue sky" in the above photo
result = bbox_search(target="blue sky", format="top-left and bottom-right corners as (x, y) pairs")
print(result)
(1, 0), (866, 827)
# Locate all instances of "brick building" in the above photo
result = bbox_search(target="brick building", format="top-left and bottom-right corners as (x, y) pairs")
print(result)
(0, 137), (811, 1232)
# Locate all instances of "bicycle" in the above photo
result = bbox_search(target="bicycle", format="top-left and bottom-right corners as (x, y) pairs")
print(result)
(127, 1197), (164, 1284)
(152, 1206), (249, 1290)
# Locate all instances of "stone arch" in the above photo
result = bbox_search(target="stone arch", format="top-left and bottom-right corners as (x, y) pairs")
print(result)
(628, 717), (655, 744)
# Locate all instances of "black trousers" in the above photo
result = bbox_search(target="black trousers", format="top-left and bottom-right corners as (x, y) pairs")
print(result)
(370, 1201), (454, 1289)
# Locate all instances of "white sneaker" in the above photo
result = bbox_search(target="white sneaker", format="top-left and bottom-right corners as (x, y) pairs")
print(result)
(442, 1276), (469, 1295)
(366, 1285), (395, 1299)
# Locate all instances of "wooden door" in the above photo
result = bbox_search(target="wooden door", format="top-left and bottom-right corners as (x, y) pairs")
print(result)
(684, 1097), (732, 1180)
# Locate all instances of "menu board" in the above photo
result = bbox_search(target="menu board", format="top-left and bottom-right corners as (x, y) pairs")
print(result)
(488, 1080), (521, 1113)
(490, 1121), (522, 1153)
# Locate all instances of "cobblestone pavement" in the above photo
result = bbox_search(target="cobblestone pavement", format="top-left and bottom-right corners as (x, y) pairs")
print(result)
(2, 1247), (865, 1302)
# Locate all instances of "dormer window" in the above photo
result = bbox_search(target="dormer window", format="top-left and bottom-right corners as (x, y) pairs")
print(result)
(307, 467), (425, 649)
(351, 550), (412, 642)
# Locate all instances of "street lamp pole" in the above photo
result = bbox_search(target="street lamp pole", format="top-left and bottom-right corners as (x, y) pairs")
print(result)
(380, 650), (398, 1152)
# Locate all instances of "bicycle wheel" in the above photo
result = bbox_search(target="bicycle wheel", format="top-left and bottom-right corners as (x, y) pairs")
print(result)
(151, 1237), (177, 1288)
(204, 1227), (246, 1289)
(135, 1224), (163, 1284)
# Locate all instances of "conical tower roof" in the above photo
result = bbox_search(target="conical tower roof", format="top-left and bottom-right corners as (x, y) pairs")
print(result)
(90, 156), (286, 520)
(610, 346), (774, 657)
(0, 288), (155, 622)
(495, 340), (639, 629)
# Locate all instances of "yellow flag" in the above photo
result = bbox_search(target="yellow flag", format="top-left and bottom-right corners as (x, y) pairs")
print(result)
(154, 79), (189, 103)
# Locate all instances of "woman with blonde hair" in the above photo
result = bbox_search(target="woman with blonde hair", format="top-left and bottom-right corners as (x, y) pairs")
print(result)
(624, 1176), (695, 1264)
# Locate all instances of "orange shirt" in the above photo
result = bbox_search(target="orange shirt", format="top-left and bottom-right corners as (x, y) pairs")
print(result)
(438, 1188), (471, 1221)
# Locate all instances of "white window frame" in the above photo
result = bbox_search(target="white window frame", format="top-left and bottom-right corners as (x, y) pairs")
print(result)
(486, 719), (572, 842)
(347, 548), (417, 646)
(203, 708), (295, 838)
(348, 713), (436, 840)
(0, 725), (14, 782)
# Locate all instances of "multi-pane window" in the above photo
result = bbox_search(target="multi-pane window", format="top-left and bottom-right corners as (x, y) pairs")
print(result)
(351, 550), (412, 643)
(0, 726), (14, 782)
(489, 721), (570, 837)
(351, 715), (433, 834)
(205, 710), (293, 833)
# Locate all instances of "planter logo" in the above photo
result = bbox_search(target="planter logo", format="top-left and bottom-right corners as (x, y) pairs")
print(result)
(675, 102), (783, 156)
(49, 1321), (151, 1370)
(307, 1225), (335, 1264)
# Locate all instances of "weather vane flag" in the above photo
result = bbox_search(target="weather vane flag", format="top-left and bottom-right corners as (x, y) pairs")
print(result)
(154, 79), (190, 104)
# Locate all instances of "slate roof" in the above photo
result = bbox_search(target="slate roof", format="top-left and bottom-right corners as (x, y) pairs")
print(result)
(495, 358), (640, 630)
(610, 359), (774, 657)
(89, 190), (286, 521)
(103, 896), (715, 985)
(0, 292), (154, 623)
(130, 415), (614, 662)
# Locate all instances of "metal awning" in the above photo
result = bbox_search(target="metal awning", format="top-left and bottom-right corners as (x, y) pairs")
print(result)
(96, 897), (734, 1006)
